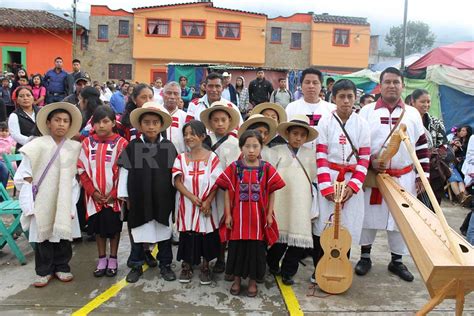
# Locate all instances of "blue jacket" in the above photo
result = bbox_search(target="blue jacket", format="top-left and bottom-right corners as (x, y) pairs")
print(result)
(110, 91), (126, 114)
(44, 69), (70, 95)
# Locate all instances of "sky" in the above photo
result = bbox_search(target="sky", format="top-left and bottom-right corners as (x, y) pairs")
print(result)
(6, 0), (474, 50)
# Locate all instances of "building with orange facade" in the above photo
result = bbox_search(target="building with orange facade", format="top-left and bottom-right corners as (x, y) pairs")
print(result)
(131, 2), (267, 83)
(0, 8), (83, 75)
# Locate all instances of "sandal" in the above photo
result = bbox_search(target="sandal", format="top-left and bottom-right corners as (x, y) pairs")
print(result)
(247, 285), (258, 297)
(106, 257), (118, 277)
(230, 282), (241, 296)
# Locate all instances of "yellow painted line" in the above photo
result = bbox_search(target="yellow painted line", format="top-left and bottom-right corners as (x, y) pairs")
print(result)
(275, 275), (304, 316)
(72, 246), (159, 316)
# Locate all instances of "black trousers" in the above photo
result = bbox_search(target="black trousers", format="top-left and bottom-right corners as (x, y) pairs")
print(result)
(130, 238), (173, 269)
(35, 240), (72, 276)
(267, 242), (306, 277)
(312, 235), (351, 268)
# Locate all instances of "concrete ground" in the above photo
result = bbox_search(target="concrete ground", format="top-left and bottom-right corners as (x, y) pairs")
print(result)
(1, 201), (473, 315)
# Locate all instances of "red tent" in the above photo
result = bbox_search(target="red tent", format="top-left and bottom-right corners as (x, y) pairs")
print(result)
(408, 41), (474, 70)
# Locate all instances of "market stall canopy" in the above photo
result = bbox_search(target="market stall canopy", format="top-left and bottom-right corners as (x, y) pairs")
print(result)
(409, 41), (474, 70)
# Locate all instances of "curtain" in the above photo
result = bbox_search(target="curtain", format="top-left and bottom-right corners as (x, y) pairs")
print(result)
(148, 21), (158, 34)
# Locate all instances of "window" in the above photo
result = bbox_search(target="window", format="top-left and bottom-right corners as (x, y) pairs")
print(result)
(81, 32), (89, 50)
(270, 27), (282, 43)
(118, 20), (129, 37)
(216, 22), (240, 39)
(147, 19), (170, 36)
(290, 32), (302, 49)
(108, 64), (132, 80)
(181, 20), (205, 38)
(98, 25), (108, 41)
(334, 29), (350, 46)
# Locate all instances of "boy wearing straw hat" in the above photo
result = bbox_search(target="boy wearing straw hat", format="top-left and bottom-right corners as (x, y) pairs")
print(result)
(238, 113), (277, 162)
(117, 102), (178, 283)
(266, 114), (318, 285)
(251, 102), (287, 148)
(14, 102), (83, 287)
(200, 101), (241, 274)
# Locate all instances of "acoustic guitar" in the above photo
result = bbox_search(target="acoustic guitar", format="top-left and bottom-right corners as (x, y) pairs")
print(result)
(315, 169), (353, 294)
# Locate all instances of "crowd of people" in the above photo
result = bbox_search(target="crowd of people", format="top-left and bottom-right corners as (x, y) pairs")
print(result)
(2, 59), (473, 298)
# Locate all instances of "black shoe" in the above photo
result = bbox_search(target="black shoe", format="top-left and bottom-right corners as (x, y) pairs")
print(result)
(355, 258), (372, 276)
(388, 261), (414, 282)
(126, 257), (133, 268)
(126, 266), (143, 283)
(268, 267), (281, 276)
(281, 274), (294, 286)
(93, 268), (106, 277)
(144, 251), (158, 268)
(212, 260), (225, 274)
(160, 265), (176, 281)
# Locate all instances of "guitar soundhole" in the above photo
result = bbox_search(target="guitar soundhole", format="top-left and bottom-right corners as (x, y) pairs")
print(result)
(401, 203), (409, 208)
(400, 189), (405, 192)
(331, 249), (341, 258)
(460, 244), (469, 253)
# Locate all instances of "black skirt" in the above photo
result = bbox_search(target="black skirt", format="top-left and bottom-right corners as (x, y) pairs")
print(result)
(87, 207), (123, 238)
(226, 240), (266, 280)
(177, 230), (220, 265)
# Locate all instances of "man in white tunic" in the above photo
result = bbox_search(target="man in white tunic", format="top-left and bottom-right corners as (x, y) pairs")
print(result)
(162, 81), (187, 154)
(186, 72), (243, 126)
(285, 67), (336, 151)
(356, 67), (430, 282)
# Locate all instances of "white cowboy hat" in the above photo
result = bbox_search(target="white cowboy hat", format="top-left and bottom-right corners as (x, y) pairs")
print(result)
(130, 102), (172, 132)
(277, 114), (318, 143)
(36, 102), (82, 139)
(200, 101), (240, 134)
(238, 114), (277, 144)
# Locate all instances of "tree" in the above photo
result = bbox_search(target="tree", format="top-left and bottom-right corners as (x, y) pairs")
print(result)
(385, 21), (436, 57)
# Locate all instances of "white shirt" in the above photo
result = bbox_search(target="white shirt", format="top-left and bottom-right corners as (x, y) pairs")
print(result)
(153, 87), (164, 104)
(165, 108), (187, 154)
(186, 95), (244, 126)
(8, 111), (36, 146)
(285, 98), (336, 150)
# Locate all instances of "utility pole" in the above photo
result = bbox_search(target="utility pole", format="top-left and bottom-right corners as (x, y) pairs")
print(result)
(72, 0), (77, 58)
(400, 0), (408, 69)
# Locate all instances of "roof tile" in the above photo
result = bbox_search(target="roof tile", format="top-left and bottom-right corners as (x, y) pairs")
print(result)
(313, 14), (369, 26)
(0, 8), (81, 30)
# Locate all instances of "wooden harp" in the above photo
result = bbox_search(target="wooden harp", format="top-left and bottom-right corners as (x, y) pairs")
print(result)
(376, 124), (474, 316)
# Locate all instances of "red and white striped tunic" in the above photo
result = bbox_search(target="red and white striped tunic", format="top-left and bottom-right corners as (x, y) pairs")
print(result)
(77, 133), (128, 218)
(316, 112), (371, 196)
(172, 152), (223, 233)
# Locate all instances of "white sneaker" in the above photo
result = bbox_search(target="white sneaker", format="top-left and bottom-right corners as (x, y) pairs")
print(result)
(33, 274), (53, 287)
(55, 271), (74, 282)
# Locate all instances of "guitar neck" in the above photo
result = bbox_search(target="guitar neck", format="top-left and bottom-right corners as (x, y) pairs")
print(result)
(333, 201), (341, 239)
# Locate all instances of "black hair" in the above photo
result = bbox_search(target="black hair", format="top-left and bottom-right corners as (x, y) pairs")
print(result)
(459, 126), (472, 144)
(14, 86), (33, 98)
(278, 77), (286, 82)
(332, 79), (357, 97)
(360, 94), (374, 104)
(121, 83), (153, 128)
(404, 94), (412, 105)
(122, 81), (130, 87)
(300, 67), (323, 85)
(248, 122), (270, 132)
(47, 108), (72, 122)
(31, 73), (43, 87)
(326, 77), (335, 85)
(256, 67), (264, 73)
(80, 86), (104, 126)
(380, 67), (404, 84)
(54, 56), (63, 62)
(182, 120), (212, 150)
(411, 89), (429, 102)
(91, 105), (116, 125)
(287, 125), (309, 135)
(205, 72), (223, 84)
(179, 76), (188, 82)
(0, 121), (8, 130)
(239, 130), (263, 148)
(139, 112), (163, 125)
(72, 59), (81, 64)
(14, 68), (28, 81)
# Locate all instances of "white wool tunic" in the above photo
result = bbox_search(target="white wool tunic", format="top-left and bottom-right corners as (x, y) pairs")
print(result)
(358, 101), (429, 231)
(166, 108), (187, 154)
(312, 113), (371, 245)
(272, 144), (316, 248)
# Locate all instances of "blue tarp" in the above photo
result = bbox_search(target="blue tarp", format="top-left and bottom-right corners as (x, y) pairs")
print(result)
(167, 65), (206, 89)
(439, 85), (474, 132)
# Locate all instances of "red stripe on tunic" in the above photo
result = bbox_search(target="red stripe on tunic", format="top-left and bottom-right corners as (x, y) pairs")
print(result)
(316, 144), (328, 153)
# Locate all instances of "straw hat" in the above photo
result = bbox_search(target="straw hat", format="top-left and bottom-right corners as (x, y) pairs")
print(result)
(277, 114), (318, 143)
(36, 102), (82, 139)
(130, 102), (172, 132)
(238, 114), (277, 144)
(251, 102), (288, 123)
(200, 101), (240, 134)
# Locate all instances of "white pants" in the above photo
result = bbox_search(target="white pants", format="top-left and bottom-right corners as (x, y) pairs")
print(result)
(360, 228), (409, 256)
